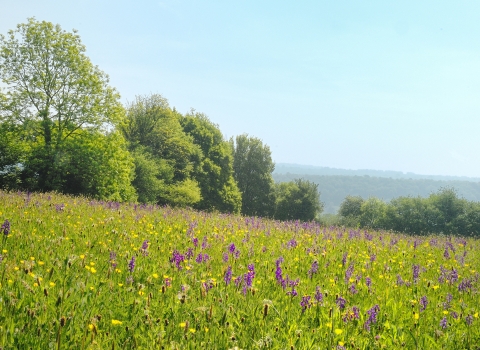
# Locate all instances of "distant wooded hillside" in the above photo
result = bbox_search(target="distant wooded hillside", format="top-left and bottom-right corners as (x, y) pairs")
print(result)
(274, 163), (480, 182)
(273, 172), (480, 214)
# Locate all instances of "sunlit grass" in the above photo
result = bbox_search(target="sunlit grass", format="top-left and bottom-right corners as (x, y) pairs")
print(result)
(0, 190), (479, 349)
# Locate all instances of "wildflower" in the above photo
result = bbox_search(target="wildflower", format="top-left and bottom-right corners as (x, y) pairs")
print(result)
(308, 260), (318, 279)
(110, 251), (117, 268)
(314, 286), (324, 305)
(275, 257), (284, 286)
(336, 296), (347, 310)
(233, 250), (241, 259)
(111, 319), (123, 325)
(396, 274), (404, 286)
(413, 265), (420, 284)
(170, 250), (185, 270)
(344, 263), (354, 284)
(1, 219), (10, 236)
(458, 278), (473, 292)
(443, 247), (450, 259)
(224, 266), (232, 286)
(287, 288), (298, 297)
(365, 276), (372, 289)
(248, 263), (255, 277)
(466, 314), (474, 326)
(342, 252), (348, 266)
(300, 295), (311, 313)
(128, 256), (135, 273)
(440, 317), (448, 329)
(286, 239), (297, 249)
(450, 311), (459, 319)
(364, 304), (380, 331)
(222, 252), (229, 262)
(141, 240), (149, 256)
(228, 243), (236, 254)
(419, 296), (428, 312)
(443, 293), (453, 309)
(349, 284), (358, 295)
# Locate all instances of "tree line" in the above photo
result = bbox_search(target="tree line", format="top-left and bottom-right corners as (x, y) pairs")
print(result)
(273, 173), (480, 214)
(0, 19), (323, 221)
(337, 188), (480, 237)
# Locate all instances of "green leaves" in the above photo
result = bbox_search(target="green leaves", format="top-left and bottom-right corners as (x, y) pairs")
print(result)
(232, 134), (276, 217)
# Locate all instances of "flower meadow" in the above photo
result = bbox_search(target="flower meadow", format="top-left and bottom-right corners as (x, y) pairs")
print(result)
(0, 191), (479, 349)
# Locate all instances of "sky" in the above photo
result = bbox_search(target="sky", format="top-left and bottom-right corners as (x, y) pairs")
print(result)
(1, 1), (480, 177)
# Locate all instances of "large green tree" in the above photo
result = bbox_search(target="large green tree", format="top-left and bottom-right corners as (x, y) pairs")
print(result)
(232, 134), (275, 217)
(0, 18), (135, 200)
(274, 179), (323, 221)
(121, 94), (202, 206)
(180, 111), (241, 213)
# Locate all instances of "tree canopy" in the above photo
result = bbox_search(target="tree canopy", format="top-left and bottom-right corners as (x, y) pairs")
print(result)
(180, 112), (241, 213)
(274, 179), (324, 221)
(232, 134), (275, 217)
(0, 18), (135, 200)
(121, 94), (201, 206)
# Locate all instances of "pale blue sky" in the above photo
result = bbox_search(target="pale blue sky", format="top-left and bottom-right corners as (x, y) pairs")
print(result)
(2, 1), (480, 177)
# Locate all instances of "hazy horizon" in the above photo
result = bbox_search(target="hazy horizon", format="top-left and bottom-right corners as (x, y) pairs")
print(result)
(2, 1), (480, 177)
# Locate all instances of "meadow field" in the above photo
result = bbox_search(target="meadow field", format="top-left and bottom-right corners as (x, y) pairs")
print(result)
(0, 190), (478, 349)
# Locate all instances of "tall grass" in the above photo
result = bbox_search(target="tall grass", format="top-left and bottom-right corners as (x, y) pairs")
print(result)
(0, 191), (478, 349)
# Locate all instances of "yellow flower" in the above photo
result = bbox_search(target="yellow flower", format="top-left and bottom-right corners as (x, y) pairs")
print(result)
(90, 267), (97, 274)
(152, 273), (159, 279)
(338, 342), (345, 346)
(2, 249), (7, 253)
(90, 262), (95, 266)
(79, 255), (85, 259)
(111, 319), (123, 325)
(432, 285), (439, 290)
(204, 327), (209, 332)
(189, 328), (196, 333)
(474, 312), (479, 319)
(88, 324), (94, 331)
(443, 311), (449, 315)
(138, 290), (145, 296)
(49, 282), (56, 287)
(414, 312), (419, 320)
(38, 261), (45, 266)
(334, 329), (343, 335)
(179, 322), (187, 328)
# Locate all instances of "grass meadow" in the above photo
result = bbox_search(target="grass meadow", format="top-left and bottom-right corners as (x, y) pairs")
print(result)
(0, 191), (479, 349)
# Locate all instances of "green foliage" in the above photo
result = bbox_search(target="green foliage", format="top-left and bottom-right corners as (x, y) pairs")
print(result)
(273, 173), (480, 214)
(19, 130), (136, 202)
(0, 122), (29, 189)
(0, 18), (123, 141)
(180, 112), (241, 213)
(274, 179), (323, 221)
(121, 94), (202, 207)
(338, 195), (364, 227)
(337, 188), (480, 236)
(359, 197), (388, 230)
(232, 134), (275, 217)
(0, 18), (130, 200)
